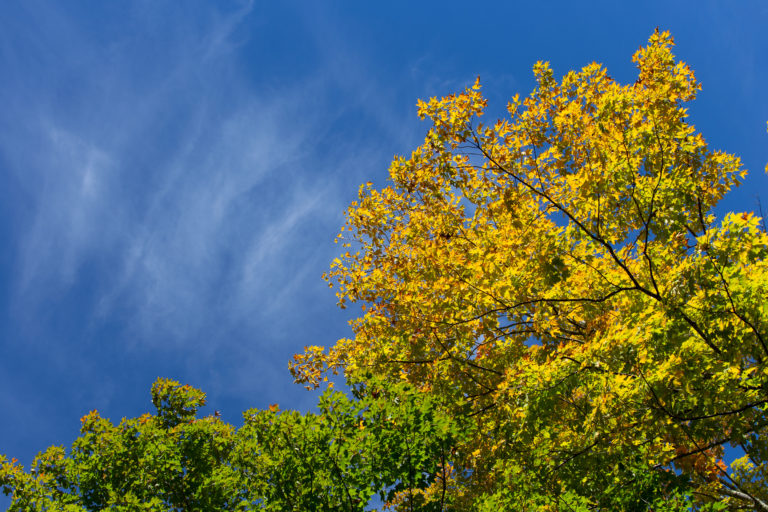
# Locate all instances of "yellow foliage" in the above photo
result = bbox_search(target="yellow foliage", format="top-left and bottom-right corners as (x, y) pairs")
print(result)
(291, 30), (768, 508)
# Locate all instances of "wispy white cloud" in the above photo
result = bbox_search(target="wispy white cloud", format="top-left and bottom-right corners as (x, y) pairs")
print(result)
(95, 93), (340, 347)
(2, 1), (402, 362)
(4, 4), (275, 336)
(16, 126), (118, 292)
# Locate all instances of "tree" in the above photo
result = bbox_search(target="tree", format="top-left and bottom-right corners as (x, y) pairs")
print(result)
(292, 30), (768, 509)
(1, 379), (239, 511)
(0, 377), (467, 511)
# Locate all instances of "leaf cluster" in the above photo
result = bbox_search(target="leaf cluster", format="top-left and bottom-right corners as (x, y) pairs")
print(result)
(1, 378), (468, 511)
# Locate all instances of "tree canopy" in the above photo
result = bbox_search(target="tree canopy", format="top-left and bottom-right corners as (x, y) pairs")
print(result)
(3, 30), (767, 511)
(1, 377), (467, 511)
(292, 30), (768, 510)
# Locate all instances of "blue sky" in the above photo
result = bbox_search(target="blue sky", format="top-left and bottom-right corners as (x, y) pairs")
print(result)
(0, 0), (766, 495)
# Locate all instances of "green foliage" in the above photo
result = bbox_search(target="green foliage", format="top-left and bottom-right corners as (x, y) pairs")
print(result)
(1, 378), (467, 511)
